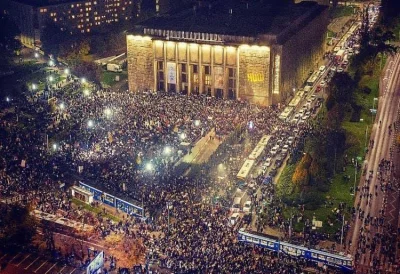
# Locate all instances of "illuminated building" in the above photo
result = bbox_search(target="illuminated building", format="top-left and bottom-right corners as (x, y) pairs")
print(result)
(127, 0), (328, 106)
(9, 0), (135, 47)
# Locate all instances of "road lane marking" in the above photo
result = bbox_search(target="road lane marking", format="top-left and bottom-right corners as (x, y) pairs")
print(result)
(69, 268), (77, 274)
(59, 265), (66, 273)
(25, 257), (40, 270)
(16, 254), (31, 266)
(44, 262), (57, 274)
(0, 254), (7, 261)
(33, 260), (47, 273)
(9, 252), (21, 263)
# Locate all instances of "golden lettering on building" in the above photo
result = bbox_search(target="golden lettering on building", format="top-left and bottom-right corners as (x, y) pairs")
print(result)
(247, 73), (264, 83)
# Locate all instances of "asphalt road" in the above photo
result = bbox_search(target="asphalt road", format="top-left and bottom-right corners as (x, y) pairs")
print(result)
(349, 52), (400, 273)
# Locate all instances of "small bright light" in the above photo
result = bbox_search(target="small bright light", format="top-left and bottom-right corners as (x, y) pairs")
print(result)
(32, 83), (37, 90)
(145, 162), (153, 171)
(180, 133), (186, 140)
(49, 60), (54, 66)
(52, 144), (57, 150)
(248, 121), (254, 130)
(81, 78), (86, 83)
(83, 89), (90, 96)
(34, 52), (39, 58)
(48, 75), (54, 82)
(87, 120), (94, 128)
(59, 103), (65, 110)
(164, 146), (172, 155)
(104, 108), (112, 117)
(6, 97), (10, 102)
(64, 68), (70, 75)
(194, 120), (200, 127)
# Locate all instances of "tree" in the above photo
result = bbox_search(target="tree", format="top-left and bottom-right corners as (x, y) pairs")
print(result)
(0, 204), (37, 252)
(329, 72), (356, 104)
(73, 61), (102, 84)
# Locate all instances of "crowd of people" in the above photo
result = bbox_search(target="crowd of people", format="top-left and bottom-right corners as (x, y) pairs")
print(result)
(0, 66), (353, 274)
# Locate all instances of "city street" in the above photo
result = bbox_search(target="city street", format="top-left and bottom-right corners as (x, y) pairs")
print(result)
(349, 52), (400, 273)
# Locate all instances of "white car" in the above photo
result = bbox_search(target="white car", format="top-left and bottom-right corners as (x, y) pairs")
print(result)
(265, 158), (272, 167)
(243, 201), (252, 213)
(230, 213), (241, 225)
(282, 145), (289, 154)
(319, 65), (326, 73)
(320, 80), (326, 87)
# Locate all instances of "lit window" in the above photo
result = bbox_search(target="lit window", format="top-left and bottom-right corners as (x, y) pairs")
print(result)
(71, 4), (74, 8)
(87, 28), (90, 32)
(72, 15), (75, 18)
(54, 18), (57, 22)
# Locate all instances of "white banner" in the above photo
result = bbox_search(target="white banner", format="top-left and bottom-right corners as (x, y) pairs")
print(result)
(167, 62), (176, 84)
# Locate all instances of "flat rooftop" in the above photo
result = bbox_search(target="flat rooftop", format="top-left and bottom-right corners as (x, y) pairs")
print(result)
(11, 0), (83, 7)
(138, 0), (326, 37)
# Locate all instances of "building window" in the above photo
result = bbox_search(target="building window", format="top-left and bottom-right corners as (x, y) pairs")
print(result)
(228, 68), (236, 99)
(205, 75), (211, 86)
(157, 61), (164, 91)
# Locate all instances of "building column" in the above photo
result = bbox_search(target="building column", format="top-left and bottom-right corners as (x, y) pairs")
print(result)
(175, 43), (180, 93)
(163, 41), (167, 92)
(199, 45), (203, 95)
(211, 46), (215, 97)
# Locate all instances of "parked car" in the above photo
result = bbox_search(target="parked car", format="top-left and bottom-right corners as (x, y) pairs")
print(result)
(243, 201), (252, 213)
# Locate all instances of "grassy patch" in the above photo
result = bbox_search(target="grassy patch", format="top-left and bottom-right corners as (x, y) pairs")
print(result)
(102, 71), (127, 87)
(72, 198), (121, 222)
(330, 6), (356, 19)
(277, 164), (296, 197)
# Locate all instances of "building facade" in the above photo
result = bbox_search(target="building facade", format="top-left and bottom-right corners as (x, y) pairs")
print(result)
(127, 1), (329, 106)
(10, 0), (135, 48)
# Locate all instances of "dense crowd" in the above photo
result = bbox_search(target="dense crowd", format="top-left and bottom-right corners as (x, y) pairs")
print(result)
(0, 69), (345, 273)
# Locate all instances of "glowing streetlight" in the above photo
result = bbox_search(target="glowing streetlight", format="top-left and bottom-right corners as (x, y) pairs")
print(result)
(6, 97), (10, 102)
(32, 83), (37, 90)
(145, 162), (153, 171)
(81, 77), (86, 84)
(48, 60), (54, 67)
(59, 103), (65, 110)
(164, 146), (172, 155)
(48, 75), (54, 82)
(34, 52), (39, 58)
(104, 108), (112, 117)
(194, 120), (200, 127)
(52, 143), (57, 151)
(180, 133), (186, 140)
(83, 89), (90, 96)
(64, 68), (70, 75)
(87, 120), (94, 128)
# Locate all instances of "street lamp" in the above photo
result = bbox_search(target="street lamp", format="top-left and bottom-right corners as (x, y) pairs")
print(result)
(48, 60), (55, 67)
(194, 120), (200, 127)
(6, 97), (10, 102)
(64, 68), (70, 75)
(83, 89), (90, 96)
(81, 77), (86, 84)
(48, 75), (54, 82)
(180, 133), (186, 140)
(59, 103), (65, 110)
(87, 120), (94, 128)
(34, 52), (39, 58)
(32, 83), (37, 90)
(164, 146), (172, 155)
(104, 108), (112, 118)
(145, 162), (153, 171)
(52, 143), (57, 151)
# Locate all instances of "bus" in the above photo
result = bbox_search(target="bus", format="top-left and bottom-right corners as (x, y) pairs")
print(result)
(306, 71), (320, 86)
(279, 106), (295, 121)
(236, 159), (255, 180)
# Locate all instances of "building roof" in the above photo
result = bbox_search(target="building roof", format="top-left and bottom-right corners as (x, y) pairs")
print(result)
(11, 0), (84, 7)
(137, 0), (326, 37)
